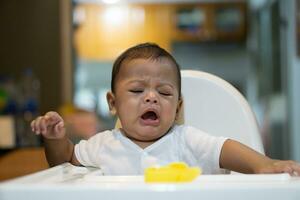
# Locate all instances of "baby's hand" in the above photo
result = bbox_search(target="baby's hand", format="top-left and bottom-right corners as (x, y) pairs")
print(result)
(256, 159), (300, 176)
(31, 111), (66, 139)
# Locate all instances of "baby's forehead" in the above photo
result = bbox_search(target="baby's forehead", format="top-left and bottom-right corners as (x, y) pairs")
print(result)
(119, 58), (178, 79)
(122, 57), (176, 71)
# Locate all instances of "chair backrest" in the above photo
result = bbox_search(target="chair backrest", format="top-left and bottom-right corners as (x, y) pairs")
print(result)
(180, 70), (264, 154)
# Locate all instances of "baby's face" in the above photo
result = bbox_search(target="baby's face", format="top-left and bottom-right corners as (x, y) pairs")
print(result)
(107, 58), (181, 144)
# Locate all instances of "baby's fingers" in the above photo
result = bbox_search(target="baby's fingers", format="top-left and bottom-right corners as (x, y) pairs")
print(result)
(290, 162), (300, 176)
(54, 121), (65, 134)
(275, 160), (300, 176)
(31, 117), (41, 134)
(44, 111), (63, 124)
(31, 116), (48, 135)
(30, 119), (38, 134)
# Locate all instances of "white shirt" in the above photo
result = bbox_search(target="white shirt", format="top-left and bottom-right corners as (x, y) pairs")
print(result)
(74, 125), (228, 175)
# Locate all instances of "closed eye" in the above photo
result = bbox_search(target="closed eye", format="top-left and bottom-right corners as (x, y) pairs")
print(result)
(129, 89), (143, 93)
(159, 91), (172, 96)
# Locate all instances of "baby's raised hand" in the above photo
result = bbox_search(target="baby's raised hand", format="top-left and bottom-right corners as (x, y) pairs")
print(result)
(31, 111), (66, 139)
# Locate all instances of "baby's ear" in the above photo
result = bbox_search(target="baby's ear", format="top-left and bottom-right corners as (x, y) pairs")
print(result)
(106, 91), (117, 115)
(176, 96), (183, 113)
(175, 97), (184, 125)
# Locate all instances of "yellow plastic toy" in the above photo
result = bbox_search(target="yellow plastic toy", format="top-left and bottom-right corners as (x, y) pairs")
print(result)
(144, 162), (201, 183)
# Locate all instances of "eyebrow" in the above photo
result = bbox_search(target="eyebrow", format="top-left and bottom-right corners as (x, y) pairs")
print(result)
(126, 79), (175, 89)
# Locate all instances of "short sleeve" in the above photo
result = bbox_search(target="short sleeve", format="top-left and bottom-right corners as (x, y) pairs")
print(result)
(183, 126), (228, 174)
(74, 130), (111, 167)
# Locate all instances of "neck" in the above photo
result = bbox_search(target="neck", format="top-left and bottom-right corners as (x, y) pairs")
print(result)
(119, 129), (164, 149)
(131, 140), (154, 149)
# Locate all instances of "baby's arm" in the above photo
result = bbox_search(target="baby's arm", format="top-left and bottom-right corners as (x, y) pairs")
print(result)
(220, 139), (300, 175)
(31, 111), (81, 167)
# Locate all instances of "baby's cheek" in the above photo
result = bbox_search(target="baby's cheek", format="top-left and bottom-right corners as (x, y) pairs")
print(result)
(163, 108), (177, 121)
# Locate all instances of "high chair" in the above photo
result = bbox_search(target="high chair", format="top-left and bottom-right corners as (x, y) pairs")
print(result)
(179, 70), (264, 154)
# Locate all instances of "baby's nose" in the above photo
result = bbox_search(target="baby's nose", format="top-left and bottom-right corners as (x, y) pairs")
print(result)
(144, 91), (158, 104)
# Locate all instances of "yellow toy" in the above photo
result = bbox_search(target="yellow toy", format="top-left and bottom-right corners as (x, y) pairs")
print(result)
(144, 162), (201, 183)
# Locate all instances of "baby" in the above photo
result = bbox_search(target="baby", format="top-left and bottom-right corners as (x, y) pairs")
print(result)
(31, 43), (300, 175)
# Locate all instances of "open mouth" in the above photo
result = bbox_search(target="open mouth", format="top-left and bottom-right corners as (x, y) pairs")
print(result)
(141, 111), (158, 120)
(140, 110), (159, 126)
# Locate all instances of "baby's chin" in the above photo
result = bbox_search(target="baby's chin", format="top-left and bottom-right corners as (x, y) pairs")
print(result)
(123, 127), (167, 142)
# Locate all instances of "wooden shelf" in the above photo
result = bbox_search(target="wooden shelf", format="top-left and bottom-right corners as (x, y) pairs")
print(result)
(171, 2), (247, 42)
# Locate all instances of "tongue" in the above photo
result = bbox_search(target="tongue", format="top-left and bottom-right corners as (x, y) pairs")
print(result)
(142, 111), (157, 120)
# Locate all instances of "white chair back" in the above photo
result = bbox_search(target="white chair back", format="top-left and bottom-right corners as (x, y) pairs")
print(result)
(180, 70), (264, 154)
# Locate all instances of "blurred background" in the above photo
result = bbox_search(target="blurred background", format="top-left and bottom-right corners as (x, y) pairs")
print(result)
(0, 0), (300, 181)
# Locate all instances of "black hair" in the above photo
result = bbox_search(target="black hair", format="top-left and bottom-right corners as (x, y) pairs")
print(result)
(111, 42), (181, 98)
